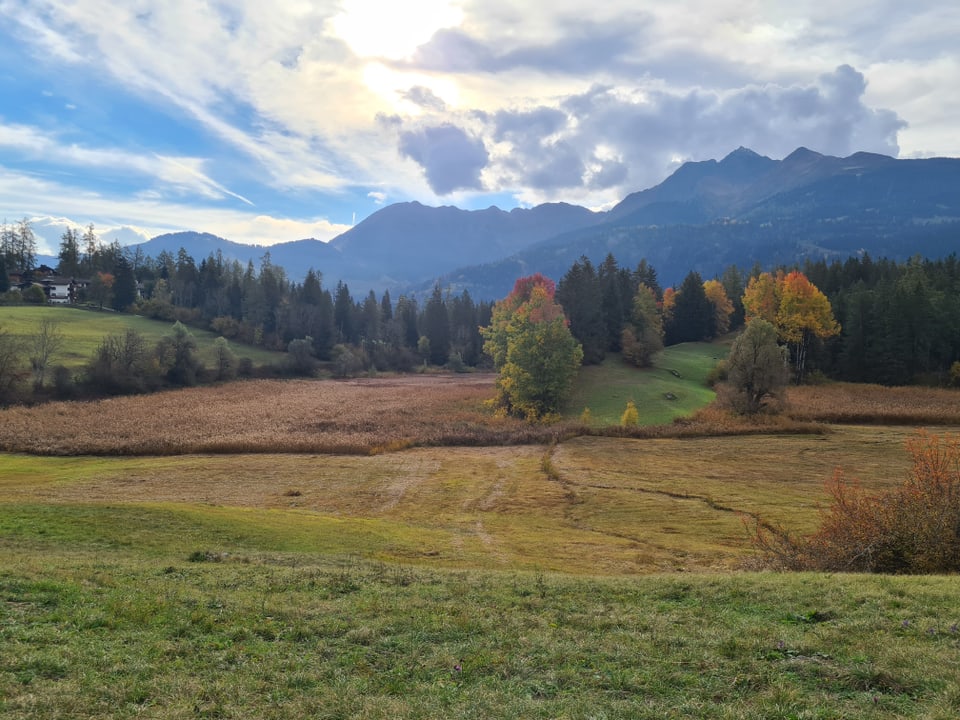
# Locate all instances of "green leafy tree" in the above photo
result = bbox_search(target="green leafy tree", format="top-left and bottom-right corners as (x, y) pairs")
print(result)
(481, 274), (583, 420)
(621, 283), (664, 368)
(724, 318), (789, 414)
(157, 321), (202, 386)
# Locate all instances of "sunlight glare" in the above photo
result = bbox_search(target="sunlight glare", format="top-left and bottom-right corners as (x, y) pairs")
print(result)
(331, 0), (463, 60)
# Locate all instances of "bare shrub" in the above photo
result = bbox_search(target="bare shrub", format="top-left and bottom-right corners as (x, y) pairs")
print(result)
(752, 432), (960, 573)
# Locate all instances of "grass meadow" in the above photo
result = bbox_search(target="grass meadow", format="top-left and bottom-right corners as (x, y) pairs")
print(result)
(568, 341), (726, 426)
(0, 304), (285, 369)
(3, 351), (960, 716)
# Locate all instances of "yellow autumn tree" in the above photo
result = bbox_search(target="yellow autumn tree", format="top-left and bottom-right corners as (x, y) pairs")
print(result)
(660, 286), (676, 326)
(703, 279), (734, 335)
(740, 270), (839, 383)
(741, 271), (780, 324)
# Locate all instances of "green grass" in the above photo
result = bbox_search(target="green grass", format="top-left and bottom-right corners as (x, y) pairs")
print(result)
(2, 547), (960, 719)
(0, 305), (285, 368)
(567, 341), (727, 426)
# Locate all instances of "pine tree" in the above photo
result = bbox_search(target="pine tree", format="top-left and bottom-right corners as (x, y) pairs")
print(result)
(666, 271), (714, 344)
(422, 284), (451, 365)
(111, 255), (138, 310)
(556, 256), (605, 364)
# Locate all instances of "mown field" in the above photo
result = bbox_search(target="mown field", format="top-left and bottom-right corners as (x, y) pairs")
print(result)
(3, 369), (960, 717)
(0, 305), (285, 368)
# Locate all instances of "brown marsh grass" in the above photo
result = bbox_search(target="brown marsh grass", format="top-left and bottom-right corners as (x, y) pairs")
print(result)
(786, 383), (960, 425)
(3, 374), (957, 458)
(0, 375), (568, 456)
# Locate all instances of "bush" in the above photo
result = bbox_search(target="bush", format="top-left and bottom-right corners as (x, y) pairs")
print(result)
(705, 359), (728, 388)
(286, 337), (317, 376)
(332, 344), (364, 378)
(753, 432), (960, 573)
(620, 400), (639, 427)
(52, 365), (75, 399)
(238, 357), (255, 377)
(22, 284), (47, 304)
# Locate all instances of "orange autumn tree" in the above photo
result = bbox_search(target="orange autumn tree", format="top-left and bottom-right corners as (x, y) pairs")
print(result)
(742, 270), (839, 383)
(660, 286), (676, 327)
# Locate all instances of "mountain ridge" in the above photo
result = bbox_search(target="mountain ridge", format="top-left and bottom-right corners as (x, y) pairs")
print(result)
(128, 147), (960, 300)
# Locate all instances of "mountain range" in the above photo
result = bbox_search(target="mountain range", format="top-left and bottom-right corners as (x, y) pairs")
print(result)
(130, 146), (960, 300)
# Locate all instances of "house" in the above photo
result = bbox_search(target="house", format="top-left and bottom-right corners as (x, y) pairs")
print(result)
(40, 277), (75, 304)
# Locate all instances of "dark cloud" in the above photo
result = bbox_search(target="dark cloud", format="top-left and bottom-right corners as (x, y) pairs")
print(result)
(398, 124), (489, 194)
(410, 28), (494, 72)
(485, 65), (906, 193)
(588, 159), (629, 190)
(401, 86), (447, 111)
(410, 17), (651, 75)
(493, 107), (567, 144)
(522, 140), (585, 190)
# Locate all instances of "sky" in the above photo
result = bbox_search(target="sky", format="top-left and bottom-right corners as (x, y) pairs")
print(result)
(1, 1), (957, 255)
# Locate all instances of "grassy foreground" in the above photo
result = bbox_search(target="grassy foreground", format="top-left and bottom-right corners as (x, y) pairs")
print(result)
(3, 547), (960, 719)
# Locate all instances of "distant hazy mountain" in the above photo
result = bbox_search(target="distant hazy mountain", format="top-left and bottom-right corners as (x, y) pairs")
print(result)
(131, 203), (600, 294)
(129, 147), (960, 300)
(133, 231), (266, 264)
(325, 201), (600, 289)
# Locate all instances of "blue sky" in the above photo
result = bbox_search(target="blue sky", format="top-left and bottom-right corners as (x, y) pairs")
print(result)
(1, 1), (957, 254)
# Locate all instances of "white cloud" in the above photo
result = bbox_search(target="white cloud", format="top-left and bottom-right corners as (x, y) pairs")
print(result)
(0, 122), (252, 202)
(1, 0), (956, 220)
(0, 168), (350, 247)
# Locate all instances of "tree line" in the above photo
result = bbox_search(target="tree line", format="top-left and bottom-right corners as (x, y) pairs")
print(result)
(3, 219), (959, 401)
(553, 251), (960, 387)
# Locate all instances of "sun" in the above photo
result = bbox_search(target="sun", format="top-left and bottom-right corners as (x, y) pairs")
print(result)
(330, 0), (463, 60)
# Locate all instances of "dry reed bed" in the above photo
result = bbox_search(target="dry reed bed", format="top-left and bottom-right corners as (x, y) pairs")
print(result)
(0, 376), (564, 456)
(786, 383), (960, 425)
